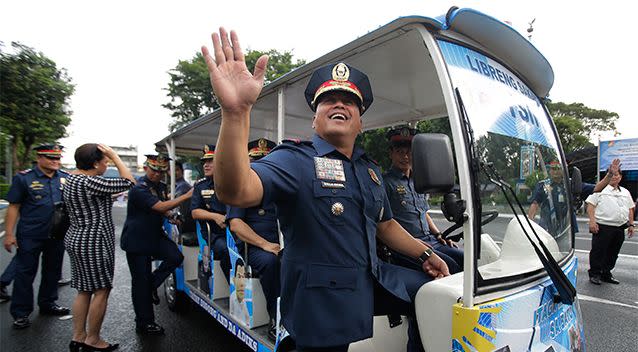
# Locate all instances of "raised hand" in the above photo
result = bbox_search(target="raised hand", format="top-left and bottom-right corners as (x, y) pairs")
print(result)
(201, 28), (269, 116)
(609, 158), (621, 176)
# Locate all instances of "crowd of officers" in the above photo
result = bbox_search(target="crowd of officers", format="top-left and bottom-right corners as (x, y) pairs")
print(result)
(2, 29), (634, 352)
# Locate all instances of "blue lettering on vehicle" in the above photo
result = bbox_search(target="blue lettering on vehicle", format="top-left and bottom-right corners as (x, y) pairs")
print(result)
(188, 290), (259, 351)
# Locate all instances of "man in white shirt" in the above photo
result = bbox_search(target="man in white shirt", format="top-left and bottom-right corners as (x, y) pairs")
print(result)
(585, 163), (635, 285)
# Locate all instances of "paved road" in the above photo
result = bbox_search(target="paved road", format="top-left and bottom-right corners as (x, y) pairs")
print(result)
(0, 206), (636, 351)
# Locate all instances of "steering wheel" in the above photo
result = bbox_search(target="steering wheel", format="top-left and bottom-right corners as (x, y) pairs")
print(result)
(441, 210), (499, 242)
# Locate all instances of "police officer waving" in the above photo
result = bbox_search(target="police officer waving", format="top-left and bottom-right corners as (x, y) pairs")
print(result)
(202, 29), (449, 351)
(3, 144), (70, 329)
(120, 154), (193, 335)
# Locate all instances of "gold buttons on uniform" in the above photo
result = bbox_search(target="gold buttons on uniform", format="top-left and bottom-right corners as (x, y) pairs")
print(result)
(331, 202), (344, 216)
(258, 209), (266, 216)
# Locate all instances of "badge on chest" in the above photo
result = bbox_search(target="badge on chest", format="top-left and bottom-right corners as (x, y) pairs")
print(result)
(201, 189), (215, 198)
(314, 157), (346, 182)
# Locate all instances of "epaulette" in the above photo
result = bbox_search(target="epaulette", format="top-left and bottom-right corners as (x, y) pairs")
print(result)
(19, 169), (33, 175)
(194, 178), (207, 185)
(59, 169), (70, 175)
(138, 180), (148, 187)
(282, 139), (312, 145)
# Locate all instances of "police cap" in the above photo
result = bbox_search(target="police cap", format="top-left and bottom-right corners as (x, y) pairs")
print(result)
(201, 144), (216, 161)
(34, 144), (64, 159)
(304, 62), (373, 115)
(386, 127), (417, 147)
(248, 138), (276, 160)
(144, 154), (171, 171)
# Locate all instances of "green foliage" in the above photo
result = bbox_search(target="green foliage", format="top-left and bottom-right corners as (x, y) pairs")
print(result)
(0, 183), (9, 199)
(164, 49), (305, 132)
(546, 101), (619, 154)
(0, 42), (74, 171)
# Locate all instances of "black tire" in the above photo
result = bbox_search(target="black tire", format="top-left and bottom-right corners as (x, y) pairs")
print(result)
(164, 272), (188, 312)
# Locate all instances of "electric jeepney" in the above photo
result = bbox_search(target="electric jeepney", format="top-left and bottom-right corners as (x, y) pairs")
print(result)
(156, 7), (585, 352)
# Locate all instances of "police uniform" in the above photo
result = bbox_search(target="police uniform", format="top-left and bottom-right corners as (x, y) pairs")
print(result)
(531, 163), (569, 235)
(6, 144), (69, 325)
(250, 63), (432, 350)
(121, 155), (184, 332)
(226, 139), (280, 320)
(383, 127), (463, 274)
(190, 144), (231, 282)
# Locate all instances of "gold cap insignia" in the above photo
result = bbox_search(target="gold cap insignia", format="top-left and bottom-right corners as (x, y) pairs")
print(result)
(332, 63), (350, 82)
(204, 145), (209, 153)
(258, 138), (267, 148)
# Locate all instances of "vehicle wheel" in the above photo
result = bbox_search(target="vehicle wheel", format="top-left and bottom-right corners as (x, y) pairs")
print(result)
(164, 272), (187, 312)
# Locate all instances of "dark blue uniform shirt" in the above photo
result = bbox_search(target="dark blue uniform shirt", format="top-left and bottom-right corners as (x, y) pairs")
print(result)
(226, 203), (278, 245)
(531, 179), (568, 234)
(175, 178), (192, 197)
(121, 176), (168, 254)
(190, 177), (227, 238)
(252, 134), (413, 346)
(382, 166), (435, 242)
(6, 167), (67, 239)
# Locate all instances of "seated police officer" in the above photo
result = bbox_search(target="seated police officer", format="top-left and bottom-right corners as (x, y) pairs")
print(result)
(383, 127), (463, 273)
(226, 138), (279, 341)
(3, 144), (70, 329)
(191, 145), (231, 283)
(121, 154), (193, 335)
(203, 30), (449, 352)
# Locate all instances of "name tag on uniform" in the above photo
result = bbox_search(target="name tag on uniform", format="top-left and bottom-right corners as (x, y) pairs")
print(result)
(314, 157), (346, 182)
(321, 182), (346, 189)
(201, 189), (215, 197)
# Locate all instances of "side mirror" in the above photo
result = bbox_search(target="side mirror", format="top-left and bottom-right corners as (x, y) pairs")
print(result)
(570, 166), (582, 198)
(412, 133), (455, 194)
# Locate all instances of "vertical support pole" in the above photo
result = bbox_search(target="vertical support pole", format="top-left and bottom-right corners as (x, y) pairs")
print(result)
(277, 87), (285, 142)
(165, 139), (176, 199)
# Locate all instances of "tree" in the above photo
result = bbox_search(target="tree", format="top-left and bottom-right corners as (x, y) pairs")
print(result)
(163, 49), (305, 132)
(0, 42), (75, 171)
(546, 101), (619, 154)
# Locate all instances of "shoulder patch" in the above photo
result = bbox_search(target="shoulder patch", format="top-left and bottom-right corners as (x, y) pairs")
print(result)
(138, 180), (148, 187)
(19, 169), (33, 174)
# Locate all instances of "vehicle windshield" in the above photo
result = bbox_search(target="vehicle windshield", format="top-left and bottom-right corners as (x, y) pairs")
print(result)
(438, 40), (572, 282)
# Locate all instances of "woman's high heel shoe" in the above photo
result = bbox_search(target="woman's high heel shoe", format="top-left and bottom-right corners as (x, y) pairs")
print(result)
(83, 343), (119, 351)
(69, 340), (86, 352)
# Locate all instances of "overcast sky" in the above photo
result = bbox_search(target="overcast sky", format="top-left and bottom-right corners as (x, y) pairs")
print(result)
(2, 0), (635, 164)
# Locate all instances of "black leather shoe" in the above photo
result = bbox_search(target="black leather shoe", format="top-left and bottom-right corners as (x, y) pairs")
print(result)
(58, 278), (72, 286)
(40, 304), (71, 316)
(83, 342), (119, 351)
(13, 316), (31, 329)
(0, 285), (10, 302)
(589, 276), (601, 285)
(151, 289), (160, 305)
(136, 322), (165, 335)
(267, 319), (277, 342)
(601, 275), (620, 284)
(69, 340), (86, 352)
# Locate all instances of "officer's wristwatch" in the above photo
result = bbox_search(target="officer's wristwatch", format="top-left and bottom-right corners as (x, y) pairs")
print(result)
(417, 248), (434, 264)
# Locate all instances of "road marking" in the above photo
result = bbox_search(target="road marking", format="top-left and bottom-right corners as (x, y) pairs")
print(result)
(578, 294), (638, 310)
(575, 249), (638, 259)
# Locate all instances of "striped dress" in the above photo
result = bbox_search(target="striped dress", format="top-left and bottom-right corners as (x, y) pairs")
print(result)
(63, 174), (134, 291)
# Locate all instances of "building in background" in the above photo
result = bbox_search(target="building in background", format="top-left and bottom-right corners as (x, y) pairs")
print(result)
(110, 145), (139, 170)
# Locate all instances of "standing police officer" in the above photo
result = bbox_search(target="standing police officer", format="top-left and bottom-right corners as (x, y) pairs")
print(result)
(121, 154), (192, 335)
(226, 138), (279, 341)
(191, 145), (231, 283)
(203, 30), (449, 351)
(383, 127), (464, 273)
(3, 144), (70, 329)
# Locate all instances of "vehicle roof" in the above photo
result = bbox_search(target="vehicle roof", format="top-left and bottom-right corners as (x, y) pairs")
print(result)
(156, 7), (554, 155)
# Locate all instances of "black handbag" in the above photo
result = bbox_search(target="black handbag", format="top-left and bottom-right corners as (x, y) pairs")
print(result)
(50, 201), (70, 240)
